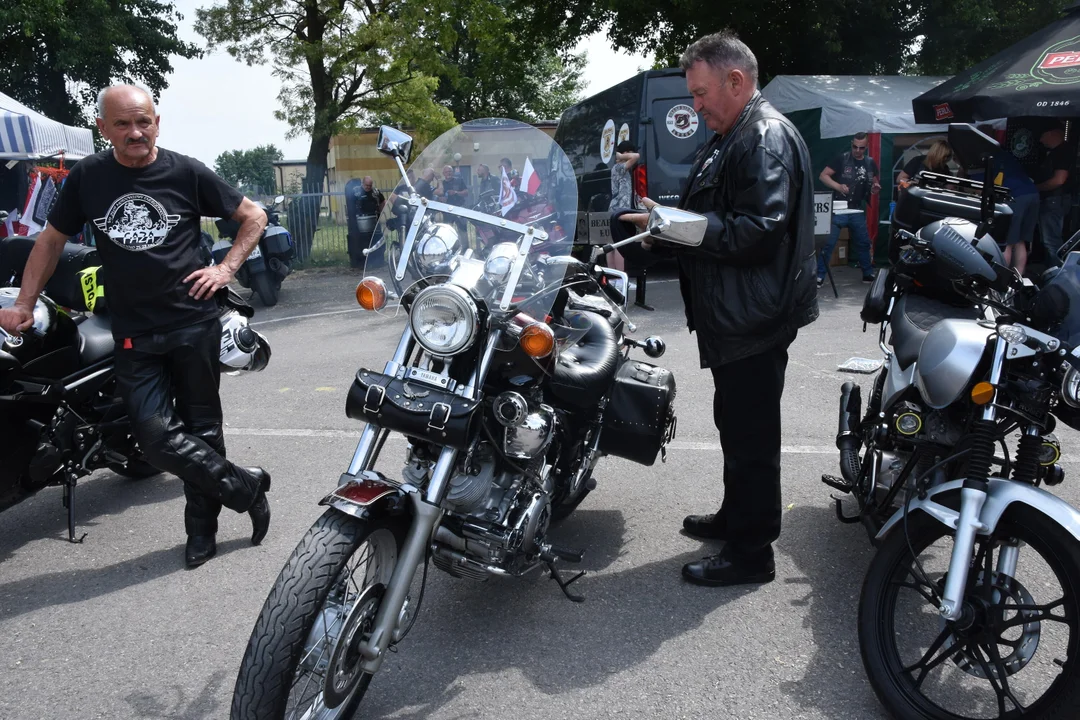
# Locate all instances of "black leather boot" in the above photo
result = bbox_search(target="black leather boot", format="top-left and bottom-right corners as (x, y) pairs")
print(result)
(682, 513), (728, 540)
(185, 534), (217, 568)
(245, 467), (271, 545)
(682, 545), (775, 587)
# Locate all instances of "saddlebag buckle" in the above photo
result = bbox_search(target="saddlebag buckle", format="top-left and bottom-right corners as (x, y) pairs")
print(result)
(428, 402), (451, 431)
(364, 383), (386, 414)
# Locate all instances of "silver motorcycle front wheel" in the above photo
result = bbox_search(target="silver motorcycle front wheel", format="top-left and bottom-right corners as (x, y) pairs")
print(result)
(859, 504), (1080, 719)
(231, 509), (406, 720)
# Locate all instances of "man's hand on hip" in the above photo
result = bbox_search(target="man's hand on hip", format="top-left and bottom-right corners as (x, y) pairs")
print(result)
(184, 265), (236, 300)
(0, 306), (35, 336)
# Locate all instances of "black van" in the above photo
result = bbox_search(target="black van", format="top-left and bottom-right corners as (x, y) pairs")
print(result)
(554, 69), (709, 246)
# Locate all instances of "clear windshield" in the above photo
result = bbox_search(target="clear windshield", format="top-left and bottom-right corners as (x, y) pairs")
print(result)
(364, 119), (578, 322)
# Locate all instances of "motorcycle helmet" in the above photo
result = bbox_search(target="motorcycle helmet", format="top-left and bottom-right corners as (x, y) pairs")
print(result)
(219, 309), (271, 373)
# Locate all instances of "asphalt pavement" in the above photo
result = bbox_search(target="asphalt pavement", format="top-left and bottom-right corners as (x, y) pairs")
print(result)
(2, 264), (1079, 719)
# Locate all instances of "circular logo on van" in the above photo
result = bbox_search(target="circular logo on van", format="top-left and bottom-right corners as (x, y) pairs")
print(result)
(600, 119), (616, 164)
(618, 123), (630, 145)
(666, 105), (699, 139)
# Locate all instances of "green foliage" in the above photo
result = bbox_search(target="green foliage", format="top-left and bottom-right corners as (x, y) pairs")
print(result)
(536, 0), (1072, 81)
(0, 0), (199, 125)
(214, 144), (284, 193)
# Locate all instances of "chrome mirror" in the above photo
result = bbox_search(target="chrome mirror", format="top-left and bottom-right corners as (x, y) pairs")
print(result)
(377, 126), (413, 163)
(648, 206), (706, 247)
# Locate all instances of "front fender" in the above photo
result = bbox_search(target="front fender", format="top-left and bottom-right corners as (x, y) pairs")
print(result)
(320, 470), (414, 521)
(876, 477), (1080, 543)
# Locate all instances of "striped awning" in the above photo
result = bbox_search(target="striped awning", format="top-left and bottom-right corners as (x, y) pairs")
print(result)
(0, 91), (95, 161)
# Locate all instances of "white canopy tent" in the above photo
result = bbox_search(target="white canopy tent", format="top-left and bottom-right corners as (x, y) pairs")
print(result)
(0, 90), (95, 161)
(761, 75), (954, 139)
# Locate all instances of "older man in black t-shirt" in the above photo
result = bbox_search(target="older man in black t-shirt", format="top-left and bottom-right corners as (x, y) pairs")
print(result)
(0, 85), (272, 568)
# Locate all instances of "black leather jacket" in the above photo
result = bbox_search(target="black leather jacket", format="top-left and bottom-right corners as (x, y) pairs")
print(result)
(675, 93), (819, 367)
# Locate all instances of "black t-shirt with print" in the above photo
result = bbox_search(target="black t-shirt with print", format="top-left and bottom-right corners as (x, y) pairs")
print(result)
(48, 148), (243, 339)
(826, 151), (879, 208)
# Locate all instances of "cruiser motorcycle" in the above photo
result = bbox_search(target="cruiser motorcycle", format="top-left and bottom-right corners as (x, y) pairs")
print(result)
(231, 120), (706, 719)
(0, 235), (271, 543)
(825, 124), (1080, 719)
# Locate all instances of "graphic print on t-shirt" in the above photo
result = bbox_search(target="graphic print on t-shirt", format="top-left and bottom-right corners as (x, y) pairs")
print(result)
(92, 193), (181, 251)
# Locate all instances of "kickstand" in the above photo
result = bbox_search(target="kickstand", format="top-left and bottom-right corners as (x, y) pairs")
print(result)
(546, 562), (586, 603)
(832, 495), (861, 524)
(62, 476), (87, 543)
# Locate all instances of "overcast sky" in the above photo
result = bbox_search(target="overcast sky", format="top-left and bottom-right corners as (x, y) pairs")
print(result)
(156, 0), (654, 166)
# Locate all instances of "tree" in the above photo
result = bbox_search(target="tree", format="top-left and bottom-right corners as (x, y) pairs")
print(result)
(195, 0), (456, 255)
(428, 0), (587, 122)
(215, 144), (285, 194)
(0, 0), (200, 126)
(538, 0), (1070, 81)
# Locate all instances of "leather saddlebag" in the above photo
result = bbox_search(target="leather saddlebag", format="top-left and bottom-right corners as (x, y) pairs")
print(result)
(346, 368), (481, 450)
(599, 359), (677, 466)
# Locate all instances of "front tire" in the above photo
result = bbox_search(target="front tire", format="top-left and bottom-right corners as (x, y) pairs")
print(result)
(252, 271), (279, 307)
(859, 504), (1080, 719)
(232, 509), (406, 720)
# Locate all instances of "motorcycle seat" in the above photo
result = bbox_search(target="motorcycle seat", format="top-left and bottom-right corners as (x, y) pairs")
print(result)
(548, 310), (620, 409)
(78, 314), (115, 366)
(889, 293), (980, 368)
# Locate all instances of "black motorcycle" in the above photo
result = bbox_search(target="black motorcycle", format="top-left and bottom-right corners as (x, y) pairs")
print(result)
(0, 235), (271, 543)
(211, 195), (294, 307)
(230, 120), (706, 719)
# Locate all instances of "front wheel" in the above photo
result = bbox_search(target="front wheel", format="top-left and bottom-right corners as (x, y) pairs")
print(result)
(859, 504), (1080, 719)
(252, 271), (279, 307)
(232, 509), (406, 720)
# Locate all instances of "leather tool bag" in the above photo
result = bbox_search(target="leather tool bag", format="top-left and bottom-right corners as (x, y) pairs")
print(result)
(599, 359), (677, 466)
(346, 368), (481, 450)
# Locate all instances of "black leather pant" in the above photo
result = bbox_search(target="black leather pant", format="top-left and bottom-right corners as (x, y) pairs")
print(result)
(711, 341), (791, 559)
(114, 317), (261, 536)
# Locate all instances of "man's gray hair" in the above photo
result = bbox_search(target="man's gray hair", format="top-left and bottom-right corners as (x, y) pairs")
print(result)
(679, 30), (759, 87)
(95, 84), (156, 119)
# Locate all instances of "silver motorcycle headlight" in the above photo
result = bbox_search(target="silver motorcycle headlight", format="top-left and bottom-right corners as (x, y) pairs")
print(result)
(484, 242), (518, 286)
(415, 223), (460, 274)
(409, 284), (479, 356)
(1062, 351), (1080, 408)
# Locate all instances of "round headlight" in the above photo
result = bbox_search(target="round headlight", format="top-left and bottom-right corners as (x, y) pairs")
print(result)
(415, 223), (460, 274)
(484, 242), (518, 285)
(409, 284), (479, 356)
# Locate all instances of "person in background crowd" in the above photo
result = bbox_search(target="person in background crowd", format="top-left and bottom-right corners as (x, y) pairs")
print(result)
(473, 164), (499, 205)
(438, 164), (468, 206)
(617, 29), (818, 587)
(897, 139), (955, 186)
(500, 157), (520, 189)
(1035, 122), (1073, 267)
(607, 141), (642, 272)
(818, 132), (880, 284)
(357, 176), (384, 217)
(972, 126), (1039, 276)
(415, 168), (436, 200)
(0, 85), (271, 568)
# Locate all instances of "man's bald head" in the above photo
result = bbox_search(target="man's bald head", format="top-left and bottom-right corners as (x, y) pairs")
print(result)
(95, 84), (160, 168)
(96, 85), (156, 120)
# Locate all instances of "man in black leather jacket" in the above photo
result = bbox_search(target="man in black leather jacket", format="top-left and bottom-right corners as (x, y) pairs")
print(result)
(621, 30), (818, 586)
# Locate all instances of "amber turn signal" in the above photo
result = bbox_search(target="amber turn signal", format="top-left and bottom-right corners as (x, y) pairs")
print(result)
(971, 381), (995, 405)
(356, 277), (387, 311)
(520, 323), (555, 358)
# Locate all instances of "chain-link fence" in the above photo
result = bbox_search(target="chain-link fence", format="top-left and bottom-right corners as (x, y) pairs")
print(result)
(200, 190), (393, 268)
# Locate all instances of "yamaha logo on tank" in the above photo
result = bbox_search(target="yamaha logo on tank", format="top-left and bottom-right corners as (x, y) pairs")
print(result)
(93, 193), (180, 251)
(1033, 36), (1080, 84)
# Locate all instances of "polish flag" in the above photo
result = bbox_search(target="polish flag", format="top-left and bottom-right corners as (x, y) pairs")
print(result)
(520, 157), (541, 195)
(498, 165), (518, 216)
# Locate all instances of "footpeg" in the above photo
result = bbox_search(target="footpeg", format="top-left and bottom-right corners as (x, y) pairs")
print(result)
(542, 544), (584, 564)
(821, 474), (854, 493)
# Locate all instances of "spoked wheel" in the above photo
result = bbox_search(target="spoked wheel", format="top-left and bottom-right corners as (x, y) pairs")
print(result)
(231, 510), (407, 720)
(859, 505), (1080, 719)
